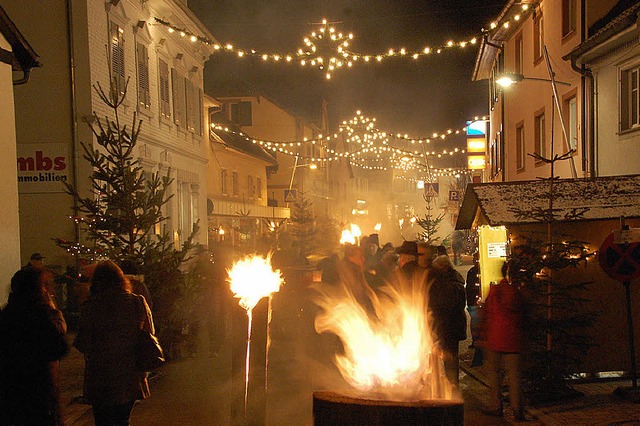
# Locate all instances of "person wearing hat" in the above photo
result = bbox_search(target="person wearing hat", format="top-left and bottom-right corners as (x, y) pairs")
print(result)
(364, 233), (382, 277)
(23, 252), (46, 271)
(395, 240), (421, 282)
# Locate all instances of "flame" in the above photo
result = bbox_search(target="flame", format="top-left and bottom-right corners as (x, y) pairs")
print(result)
(350, 223), (362, 238)
(313, 274), (457, 401)
(374, 223), (382, 232)
(227, 254), (284, 311)
(340, 229), (355, 245)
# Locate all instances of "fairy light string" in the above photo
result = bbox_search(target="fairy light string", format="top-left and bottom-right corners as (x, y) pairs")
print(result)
(153, 3), (535, 78)
(211, 111), (488, 171)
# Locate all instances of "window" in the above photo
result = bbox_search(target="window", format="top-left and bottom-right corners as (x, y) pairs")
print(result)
(256, 177), (262, 199)
(490, 135), (502, 178)
(191, 187), (199, 231)
(248, 175), (255, 198)
(231, 102), (252, 126)
(177, 182), (197, 243)
(534, 111), (546, 161)
(109, 21), (125, 95)
(221, 169), (228, 195)
(232, 171), (239, 196)
(183, 82), (204, 136)
(171, 69), (186, 127)
(490, 53), (504, 110)
(621, 65), (640, 131)
(185, 79), (195, 132)
(565, 95), (578, 151)
(136, 42), (150, 109)
(562, 0), (577, 37)
(534, 12), (544, 61)
(516, 122), (525, 171)
(158, 59), (171, 118)
(515, 33), (523, 74)
(196, 89), (203, 136)
(179, 182), (192, 237)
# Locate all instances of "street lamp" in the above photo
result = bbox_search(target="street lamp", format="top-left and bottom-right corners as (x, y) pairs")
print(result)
(288, 156), (318, 191)
(496, 72), (571, 88)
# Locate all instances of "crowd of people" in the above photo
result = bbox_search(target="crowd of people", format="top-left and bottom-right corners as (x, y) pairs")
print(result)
(317, 235), (527, 419)
(0, 255), (157, 425)
(318, 235), (469, 388)
(0, 240), (527, 424)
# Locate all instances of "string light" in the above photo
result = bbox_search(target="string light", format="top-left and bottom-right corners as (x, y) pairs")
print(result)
(210, 110), (481, 171)
(154, 4), (535, 78)
(212, 110), (486, 150)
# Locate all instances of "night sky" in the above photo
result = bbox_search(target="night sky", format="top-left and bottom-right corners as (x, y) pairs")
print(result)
(188, 0), (503, 139)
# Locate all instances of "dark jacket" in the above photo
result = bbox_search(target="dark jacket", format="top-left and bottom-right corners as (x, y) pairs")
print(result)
(465, 265), (480, 307)
(75, 288), (153, 405)
(0, 293), (68, 425)
(428, 268), (467, 350)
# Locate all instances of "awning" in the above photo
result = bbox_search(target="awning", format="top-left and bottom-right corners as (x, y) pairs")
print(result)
(456, 174), (640, 229)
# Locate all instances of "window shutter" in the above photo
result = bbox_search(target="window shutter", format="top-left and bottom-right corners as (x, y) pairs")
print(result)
(196, 88), (203, 136)
(172, 69), (186, 126)
(185, 79), (195, 132)
(221, 169), (227, 194)
(110, 22), (125, 94)
(159, 59), (171, 118)
(137, 43), (150, 108)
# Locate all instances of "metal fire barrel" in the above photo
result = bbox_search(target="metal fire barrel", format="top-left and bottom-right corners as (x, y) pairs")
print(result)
(313, 391), (464, 425)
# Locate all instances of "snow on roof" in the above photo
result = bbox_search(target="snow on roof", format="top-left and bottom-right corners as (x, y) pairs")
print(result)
(456, 174), (640, 229)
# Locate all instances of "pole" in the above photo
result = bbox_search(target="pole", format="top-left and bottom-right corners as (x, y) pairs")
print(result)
(543, 46), (577, 178)
(288, 155), (300, 191)
(547, 128), (554, 353)
(624, 280), (638, 388)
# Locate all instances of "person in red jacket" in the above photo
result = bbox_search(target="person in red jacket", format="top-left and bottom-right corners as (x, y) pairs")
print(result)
(481, 261), (526, 421)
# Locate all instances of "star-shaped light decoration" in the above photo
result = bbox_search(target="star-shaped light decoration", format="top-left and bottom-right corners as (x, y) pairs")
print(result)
(297, 19), (355, 79)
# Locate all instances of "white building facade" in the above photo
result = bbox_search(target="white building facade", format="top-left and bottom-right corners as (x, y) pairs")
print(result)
(2, 0), (214, 269)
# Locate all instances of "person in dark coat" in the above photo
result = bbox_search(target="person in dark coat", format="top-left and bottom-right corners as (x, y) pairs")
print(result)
(451, 230), (465, 265)
(75, 260), (155, 426)
(364, 233), (382, 269)
(0, 268), (68, 425)
(318, 253), (339, 285)
(480, 261), (526, 421)
(428, 255), (467, 387)
(370, 250), (399, 289)
(395, 240), (421, 283)
(466, 252), (483, 366)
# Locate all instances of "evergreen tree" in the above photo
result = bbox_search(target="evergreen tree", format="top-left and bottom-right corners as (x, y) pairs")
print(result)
(416, 192), (445, 244)
(509, 150), (597, 403)
(288, 192), (316, 259)
(313, 213), (341, 257)
(57, 78), (199, 351)
(59, 79), (180, 262)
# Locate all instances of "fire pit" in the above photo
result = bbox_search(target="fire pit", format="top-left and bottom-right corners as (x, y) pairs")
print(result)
(313, 391), (464, 425)
(311, 272), (463, 425)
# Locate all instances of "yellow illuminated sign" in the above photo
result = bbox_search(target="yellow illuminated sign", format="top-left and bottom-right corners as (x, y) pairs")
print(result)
(478, 225), (508, 301)
(468, 155), (486, 170)
(467, 137), (486, 153)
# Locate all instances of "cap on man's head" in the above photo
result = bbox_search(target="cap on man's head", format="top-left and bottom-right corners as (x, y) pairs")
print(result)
(30, 252), (45, 261)
(368, 233), (380, 247)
